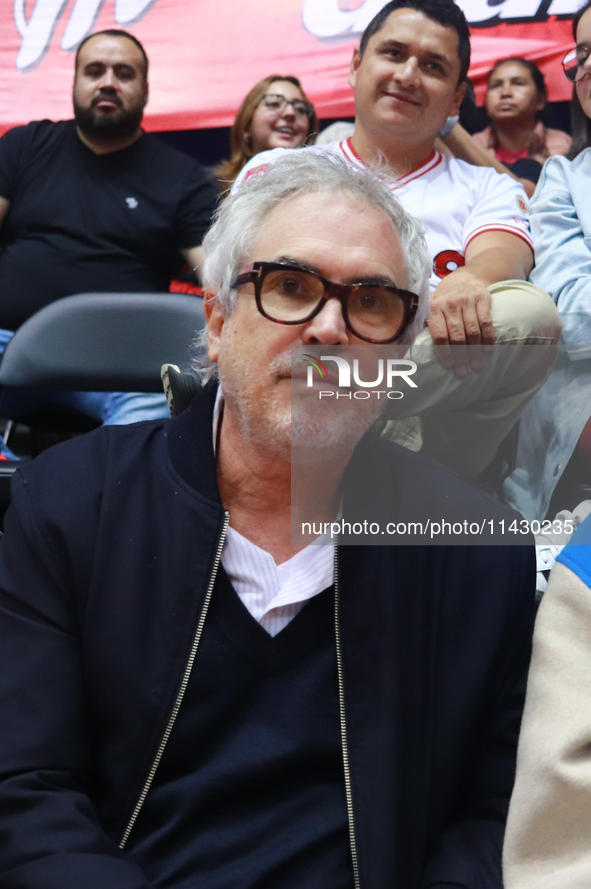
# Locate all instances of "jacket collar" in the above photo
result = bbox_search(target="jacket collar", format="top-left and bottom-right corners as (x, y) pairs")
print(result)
(166, 379), (222, 505)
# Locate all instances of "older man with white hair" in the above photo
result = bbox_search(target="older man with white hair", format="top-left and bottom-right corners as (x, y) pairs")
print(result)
(0, 152), (535, 889)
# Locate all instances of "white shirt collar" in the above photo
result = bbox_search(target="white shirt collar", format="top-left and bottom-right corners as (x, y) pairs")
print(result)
(213, 386), (335, 636)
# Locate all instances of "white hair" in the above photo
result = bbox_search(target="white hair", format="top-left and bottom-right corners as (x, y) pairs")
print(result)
(196, 150), (431, 380)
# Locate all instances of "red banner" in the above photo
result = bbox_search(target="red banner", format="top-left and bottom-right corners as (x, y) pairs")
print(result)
(0, 0), (578, 136)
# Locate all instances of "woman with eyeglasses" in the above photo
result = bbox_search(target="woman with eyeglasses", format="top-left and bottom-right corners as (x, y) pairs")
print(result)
(473, 57), (571, 192)
(502, 9), (591, 884)
(213, 76), (318, 194)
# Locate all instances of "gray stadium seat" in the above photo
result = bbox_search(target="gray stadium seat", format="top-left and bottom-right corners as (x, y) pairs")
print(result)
(0, 292), (206, 392)
(0, 292), (206, 518)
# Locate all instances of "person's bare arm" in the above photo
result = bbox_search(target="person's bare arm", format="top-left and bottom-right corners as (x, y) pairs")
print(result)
(180, 246), (204, 283)
(436, 124), (537, 198)
(427, 231), (533, 368)
(0, 196), (10, 227)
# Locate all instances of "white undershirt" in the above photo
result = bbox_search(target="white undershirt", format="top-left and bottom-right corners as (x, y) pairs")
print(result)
(213, 389), (335, 636)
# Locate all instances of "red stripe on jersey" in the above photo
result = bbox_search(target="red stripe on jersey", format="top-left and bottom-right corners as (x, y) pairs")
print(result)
(394, 152), (441, 188)
(342, 137), (367, 166)
(465, 225), (534, 252)
(339, 138), (364, 167)
(340, 137), (440, 186)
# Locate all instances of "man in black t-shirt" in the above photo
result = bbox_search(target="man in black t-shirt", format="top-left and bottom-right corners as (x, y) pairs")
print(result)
(0, 29), (217, 441)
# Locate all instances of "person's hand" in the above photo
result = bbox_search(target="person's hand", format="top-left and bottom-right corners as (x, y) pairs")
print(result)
(427, 268), (494, 376)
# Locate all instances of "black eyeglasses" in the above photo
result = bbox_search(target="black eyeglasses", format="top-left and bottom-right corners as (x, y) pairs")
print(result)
(259, 94), (314, 119)
(232, 261), (419, 344)
(562, 46), (591, 83)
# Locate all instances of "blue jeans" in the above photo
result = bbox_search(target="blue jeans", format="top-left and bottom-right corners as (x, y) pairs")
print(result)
(0, 328), (169, 427)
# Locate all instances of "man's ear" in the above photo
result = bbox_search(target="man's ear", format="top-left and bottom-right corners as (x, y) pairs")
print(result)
(203, 289), (224, 364)
(348, 47), (362, 90)
(450, 79), (467, 118)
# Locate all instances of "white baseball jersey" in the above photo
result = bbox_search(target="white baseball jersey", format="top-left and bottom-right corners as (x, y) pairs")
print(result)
(234, 138), (533, 294)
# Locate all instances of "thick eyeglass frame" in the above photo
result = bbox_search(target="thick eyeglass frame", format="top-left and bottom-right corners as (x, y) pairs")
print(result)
(232, 261), (420, 344)
(562, 46), (591, 82)
(258, 93), (314, 119)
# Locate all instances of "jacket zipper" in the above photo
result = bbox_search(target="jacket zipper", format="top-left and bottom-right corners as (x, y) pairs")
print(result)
(119, 511), (230, 848)
(334, 547), (361, 889)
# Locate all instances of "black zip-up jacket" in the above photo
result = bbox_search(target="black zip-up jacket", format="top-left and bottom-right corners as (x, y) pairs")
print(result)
(0, 382), (536, 888)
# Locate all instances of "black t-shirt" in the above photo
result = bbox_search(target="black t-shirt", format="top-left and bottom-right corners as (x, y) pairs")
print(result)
(0, 120), (218, 329)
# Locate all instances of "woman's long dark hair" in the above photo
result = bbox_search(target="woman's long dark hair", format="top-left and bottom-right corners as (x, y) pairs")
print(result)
(569, 0), (591, 158)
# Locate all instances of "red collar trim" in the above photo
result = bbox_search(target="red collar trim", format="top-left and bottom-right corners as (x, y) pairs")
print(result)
(340, 137), (439, 184)
(342, 136), (367, 166)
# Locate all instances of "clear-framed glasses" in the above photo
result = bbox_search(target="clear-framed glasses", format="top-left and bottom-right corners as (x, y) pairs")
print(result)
(259, 93), (314, 119)
(562, 46), (591, 83)
(232, 261), (419, 345)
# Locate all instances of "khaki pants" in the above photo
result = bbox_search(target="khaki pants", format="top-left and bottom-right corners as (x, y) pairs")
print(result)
(379, 281), (561, 480)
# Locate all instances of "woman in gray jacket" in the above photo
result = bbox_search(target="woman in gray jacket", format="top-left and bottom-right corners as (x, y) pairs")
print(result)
(503, 6), (591, 885)
(504, 0), (591, 528)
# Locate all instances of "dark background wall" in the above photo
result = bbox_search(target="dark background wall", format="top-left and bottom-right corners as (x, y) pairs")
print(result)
(154, 117), (357, 168)
(154, 102), (572, 168)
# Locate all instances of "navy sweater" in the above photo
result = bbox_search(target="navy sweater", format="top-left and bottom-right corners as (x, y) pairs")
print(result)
(127, 570), (352, 888)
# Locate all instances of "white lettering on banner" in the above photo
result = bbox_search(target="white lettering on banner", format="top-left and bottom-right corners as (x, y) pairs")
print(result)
(547, 0), (580, 12)
(115, 0), (157, 21)
(14, 0), (156, 71)
(454, 0), (579, 24)
(302, 0), (578, 40)
(456, 0), (543, 22)
(62, 0), (107, 53)
(302, 0), (383, 41)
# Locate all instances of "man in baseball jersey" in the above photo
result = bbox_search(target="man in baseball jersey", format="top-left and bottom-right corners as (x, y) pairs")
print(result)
(236, 0), (560, 483)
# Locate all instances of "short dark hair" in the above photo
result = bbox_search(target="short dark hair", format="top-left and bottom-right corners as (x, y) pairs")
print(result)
(487, 57), (547, 100)
(75, 29), (149, 80)
(359, 0), (471, 83)
(568, 1), (591, 158)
